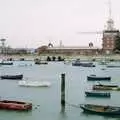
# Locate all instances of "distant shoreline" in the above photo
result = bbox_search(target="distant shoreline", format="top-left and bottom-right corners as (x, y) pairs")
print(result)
(1, 54), (120, 61)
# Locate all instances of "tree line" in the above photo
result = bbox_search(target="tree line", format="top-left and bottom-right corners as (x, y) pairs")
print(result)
(114, 35), (120, 53)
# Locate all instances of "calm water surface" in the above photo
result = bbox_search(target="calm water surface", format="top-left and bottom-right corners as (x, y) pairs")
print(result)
(0, 61), (120, 120)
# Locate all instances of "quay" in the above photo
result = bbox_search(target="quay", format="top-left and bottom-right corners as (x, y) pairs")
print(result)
(2, 54), (120, 62)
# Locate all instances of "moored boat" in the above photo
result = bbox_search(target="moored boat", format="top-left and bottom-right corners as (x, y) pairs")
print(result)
(93, 85), (120, 91)
(18, 81), (51, 87)
(85, 91), (111, 98)
(87, 75), (111, 81)
(0, 74), (23, 80)
(35, 61), (48, 65)
(80, 104), (120, 116)
(0, 100), (32, 111)
(94, 83), (118, 88)
(72, 59), (81, 66)
(80, 62), (95, 67)
(0, 62), (13, 65)
(72, 59), (95, 67)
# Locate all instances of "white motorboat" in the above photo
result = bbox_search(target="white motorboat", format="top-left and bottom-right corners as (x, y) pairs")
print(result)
(18, 80), (51, 87)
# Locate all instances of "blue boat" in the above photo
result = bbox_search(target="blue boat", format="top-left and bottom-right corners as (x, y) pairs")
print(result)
(72, 59), (95, 67)
(0, 74), (23, 80)
(72, 59), (81, 66)
(35, 61), (48, 65)
(87, 75), (111, 81)
(85, 91), (111, 98)
(80, 104), (120, 116)
(0, 62), (13, 65)
(80, 62), (95, 67)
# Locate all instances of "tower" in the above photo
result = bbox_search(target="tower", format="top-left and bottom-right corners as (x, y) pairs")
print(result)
(102, 0), (120, 54)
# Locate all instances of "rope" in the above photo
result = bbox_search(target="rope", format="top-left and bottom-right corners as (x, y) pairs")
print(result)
(33, 104), (40, 110)
(65, 101), (80, 108)
(33, 102), (81, 110)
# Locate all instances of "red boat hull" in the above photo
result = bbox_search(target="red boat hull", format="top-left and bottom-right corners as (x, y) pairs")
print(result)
(0, 100), (32, 111)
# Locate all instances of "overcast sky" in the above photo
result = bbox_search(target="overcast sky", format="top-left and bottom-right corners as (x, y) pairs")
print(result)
(0, 0), (119, 48)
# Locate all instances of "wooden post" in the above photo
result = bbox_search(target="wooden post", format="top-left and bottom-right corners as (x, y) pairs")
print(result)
(61, 73), (65, 111)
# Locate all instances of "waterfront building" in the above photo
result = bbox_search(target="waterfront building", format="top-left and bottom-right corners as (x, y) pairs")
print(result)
(102, 19), (120, 54)
(37, 2), (120, 56)
(102, 0), (120, 54)
(37, 45), (101, 56)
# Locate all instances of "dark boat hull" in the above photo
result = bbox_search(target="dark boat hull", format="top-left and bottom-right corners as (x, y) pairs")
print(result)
(107, 65), (120, 68)
(0, 62), (13, 65)
(85, 92), (110, 98)
(95, 84), (118, 87)
(72, 62), (95, 67)
(87, 76), (111, 81)
(0, 74), (23, 80)
(35, 61), (48, 65)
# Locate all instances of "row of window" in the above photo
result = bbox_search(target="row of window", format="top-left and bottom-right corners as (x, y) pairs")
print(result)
(104, 45), (114, 48)
(103, 40), (114, 44)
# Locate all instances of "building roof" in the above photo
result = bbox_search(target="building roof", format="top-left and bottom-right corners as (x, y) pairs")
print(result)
(48, 46), (100, 50)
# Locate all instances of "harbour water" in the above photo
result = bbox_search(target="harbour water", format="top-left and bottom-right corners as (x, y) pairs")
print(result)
(0, 60), (120, 120)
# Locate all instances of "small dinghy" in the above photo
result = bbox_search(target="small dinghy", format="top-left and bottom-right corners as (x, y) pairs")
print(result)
(18, 81), (51, 87)
(0, 62), (13, 65)
(92, 82), (119, 90)
(85, 91), (111, 98)
(80, 104), (120, 116)
(93, 85), (119, 90)
(72, 59), (95, 67)
(0, 74), (23, 80)
(87, 75), (111, 81)
(0, 60), (13, 65)
(35, 61), (48, 65)
(0, 100), (32, 111)
(94, 82), (118, 88)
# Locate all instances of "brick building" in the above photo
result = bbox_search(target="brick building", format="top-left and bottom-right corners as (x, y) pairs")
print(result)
(37, 45), (101, 56)
(102, 18), (120, 54)
(37, 16), (120, 55)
